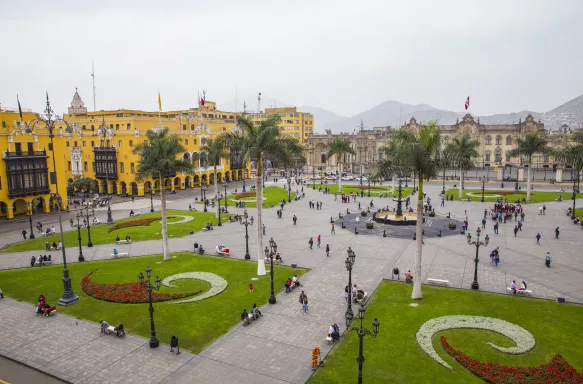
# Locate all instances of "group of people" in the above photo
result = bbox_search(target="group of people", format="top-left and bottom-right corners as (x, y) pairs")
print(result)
(240, 304), (262, 325)
(309, 200), (323, 210)
(115, 235), (132, 242)
(35, 294), (55, 316)
(509, 280), (528, 295)
(285, 275), (301, 293)
(31, 255), (51, 267)
(45, 241), (61, 251)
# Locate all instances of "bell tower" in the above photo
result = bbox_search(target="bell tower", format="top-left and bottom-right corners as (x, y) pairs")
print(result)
(68, 88), (88, 115)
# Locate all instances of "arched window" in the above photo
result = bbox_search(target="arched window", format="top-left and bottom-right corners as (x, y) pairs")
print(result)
(485, 151), (491, 162)
(485, 136), (492, 145)
(443, 136), (450, 144)
(321, 154), (327, 163)
(496, 135), (502, 145)
(506, 136), (512, 145)
(495, 148), (502, 163)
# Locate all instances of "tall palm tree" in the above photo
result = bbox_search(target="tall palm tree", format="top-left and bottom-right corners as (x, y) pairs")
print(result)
(200, 138), (229, 215)
(219, 116), (303, 275)
(390, 122), (441, 300)
(508, 132), (549, 201)
(327, 138), (356, 193)
(444, 135), (480, 199)
(133, 128), (192, 261)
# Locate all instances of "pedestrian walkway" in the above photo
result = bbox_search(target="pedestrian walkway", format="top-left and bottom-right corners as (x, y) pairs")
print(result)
(1, 183), (583, 383)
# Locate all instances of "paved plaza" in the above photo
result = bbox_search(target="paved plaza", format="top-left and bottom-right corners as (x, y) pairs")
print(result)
(1, 181), (583, 383)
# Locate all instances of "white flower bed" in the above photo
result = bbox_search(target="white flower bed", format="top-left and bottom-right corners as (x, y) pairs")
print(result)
(160, 215), (194, 225)
(416, 315), (536, 370)
(161, 272), (228, 304)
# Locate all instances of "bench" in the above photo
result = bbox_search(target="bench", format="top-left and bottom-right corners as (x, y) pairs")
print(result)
(264, 257), (282, 263)
(34, 260), (52, 267)
(507, 288), (532, 296)
(242, 312), (260, 326)
(112, 252), (129, 259)
(326, 336), (333, 343)
(42, 231), (56, 237)
(427, 278), (449, 286)
(116, 240), (132, 245)
(353, 292), (368, 303)
(129, 212), (141, 217)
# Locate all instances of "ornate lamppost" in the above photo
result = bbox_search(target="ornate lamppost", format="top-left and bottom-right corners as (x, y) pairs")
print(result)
(571, 175), (579, 219)
(82, 206), (95, 247)
(97, 118), (114, 224)
(480, 175), (487, 203)
(27, 202), (35, 239)
(138, 266), (161, 348)
(367, 176), (371, 197)
(75, 212), (85, 262)
(239, 211), (253, 259)
(217, 192), (222, 227)
(25, 94), (79, 305)
(264, 238), (277, 304)
(149, 186), (154, 212)
(467, 227), (489, 290)
(224, 181), (228, 210)
(287, 175), (292, 203)
(347, 305), (380, 384)
(396, 176), (404, 217)
(345, 247), (356, 326)
(203, 186), (208, 212)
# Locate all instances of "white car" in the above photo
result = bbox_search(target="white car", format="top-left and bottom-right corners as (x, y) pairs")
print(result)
(355, 176), (368, 182)
(325, 175), (337, 180)
(341, 175), (354, 181)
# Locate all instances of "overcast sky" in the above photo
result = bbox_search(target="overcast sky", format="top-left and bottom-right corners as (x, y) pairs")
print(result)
(1, 0), (582, 118)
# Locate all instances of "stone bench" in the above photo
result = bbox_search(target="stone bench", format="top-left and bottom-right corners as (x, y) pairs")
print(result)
(42, 231), (56, 237)
(427, 278), (449, 286)
(112, 252), (129, 259)
(242, 312), (260, 326)
(353, 292), (368, 303)
(116, 240), (132, 245)
(507, 288), (532, 296)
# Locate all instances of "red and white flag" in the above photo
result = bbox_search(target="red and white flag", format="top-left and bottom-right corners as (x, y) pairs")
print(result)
(464, 96), (470, 110)
(200, 90), (206, 107)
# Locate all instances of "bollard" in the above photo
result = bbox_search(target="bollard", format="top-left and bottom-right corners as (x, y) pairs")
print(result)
(413, 233), (416, 240)
(330, 216), (333, 223)
(354, 227), (358, 234)
(170, 336), (180, 354)
(383, 229), (386, 237)
(437, 229), (442, 237)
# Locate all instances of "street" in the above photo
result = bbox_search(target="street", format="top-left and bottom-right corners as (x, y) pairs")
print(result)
(0, 355), (64, 384)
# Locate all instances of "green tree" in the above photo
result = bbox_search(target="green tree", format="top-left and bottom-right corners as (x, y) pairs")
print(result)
(390, 123), (441, 299)
(508, 132), (549, 201)
(219, 116), (303, 275)
(444, 135), (480, 199)
(200, 138), (229, 215)
(133, 128), (192, 261)
(553, 143), (583, 217)
(327, 138), (356, 193)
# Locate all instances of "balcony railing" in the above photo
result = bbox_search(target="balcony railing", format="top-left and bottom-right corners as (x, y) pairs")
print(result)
(4, 150), (48, 158)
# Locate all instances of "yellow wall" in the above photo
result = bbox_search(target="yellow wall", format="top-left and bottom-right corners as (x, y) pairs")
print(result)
(245, 107), (314, 143)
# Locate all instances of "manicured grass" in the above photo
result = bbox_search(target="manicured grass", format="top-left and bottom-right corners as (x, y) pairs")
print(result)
(0, 252), (307, 353)
(213, 186), (296, 208)
(310, 280), (583, 384)
(3, 210), (231, 253)
(311, 184), (414, 197)
(446, 189), (573, 204)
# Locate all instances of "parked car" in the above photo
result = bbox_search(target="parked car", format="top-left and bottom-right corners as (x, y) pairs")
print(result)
(355, 176), (368, 182)
(341, 175), (354, 181)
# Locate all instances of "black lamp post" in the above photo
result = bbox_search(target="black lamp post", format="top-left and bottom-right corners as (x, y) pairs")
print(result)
(98, 118), (115, 225)
(239, 211), (252, 259)
(82, 206), (94, 247)
(75, 213), (85, 262)
(139, 266), (161, 348)
(347, 304), (380, 384)
(224, 182), (228, 209)
(480, 175), (486, 203)
(345, 247), (356, 326)
(287, 176), (292, 203)
(467, 227), (489, 290)
(571, 175), (579, 219)
(367, 177), (371, 197)
(413, 172), (416, 193)
(217, 192), (222, 227)
(26, 94), (79, 306)
(396, 176), (403, 217)
(242, 176), (246, 192)
(442, 167), (446, 195)
(149, 186), (154, 213)
(27, 202), (35, 239)
(264, 238), (277, 304)
(203, 187), (207, 212)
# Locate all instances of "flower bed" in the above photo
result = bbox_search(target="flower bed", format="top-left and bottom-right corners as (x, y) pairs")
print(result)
(441, 336), (583, 383)
(107, 216), (175, 233)
(162, 272), (228, 304)
(234, 192), (256, 199)
(81, 270), (201, 303)
(484, 190), (526, 196)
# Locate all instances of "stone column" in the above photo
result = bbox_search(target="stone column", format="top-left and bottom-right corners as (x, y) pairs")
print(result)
(496, 167), (503, 181)
(43, 199), (51, 213)
(6, 205), (14, 219)
(518, 167), (525, 182)
(556, 168), (563, 183)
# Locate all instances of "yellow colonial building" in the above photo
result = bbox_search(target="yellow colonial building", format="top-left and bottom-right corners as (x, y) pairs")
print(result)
(244, 107), (314, 143)
(0, 90), (252, 219)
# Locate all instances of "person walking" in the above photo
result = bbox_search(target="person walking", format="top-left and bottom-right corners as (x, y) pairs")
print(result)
(331, 223), (335, 234)
(543, 205), (546, 215)
(513, 225), (518, 237)
(545, 252), (551, 267)
(262, 223), (266, 235)
(293, 215), (297, 225)
(493, 222), (499, 234)
(518, 221), (522, 231)
(317, 235), (321, 248)
(249, 283), (254, 293)
(308, 237), (314, 249)
(21, 229), (27, 240)
(326, 244), (330, 257)
(481, 218), (486, 229)
(344, 285), (349, 302)
(441, 198), (445, 207)
(536, 233), (541, 245)
(555, 227), (560, 239)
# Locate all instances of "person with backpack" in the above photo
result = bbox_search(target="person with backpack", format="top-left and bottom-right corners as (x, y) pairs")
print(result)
(555, 227), (560, 239)
(545, 252), (551, 267)
(325, 244), (330, 257)
(308, 238), (313, 249)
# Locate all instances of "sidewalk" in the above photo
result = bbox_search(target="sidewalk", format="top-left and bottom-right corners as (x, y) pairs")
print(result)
(1, 184), (582, 383)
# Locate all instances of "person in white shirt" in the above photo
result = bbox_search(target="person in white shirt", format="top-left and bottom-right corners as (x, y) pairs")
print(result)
(520, 281), (527, 291)
(510, 280), (517, 295)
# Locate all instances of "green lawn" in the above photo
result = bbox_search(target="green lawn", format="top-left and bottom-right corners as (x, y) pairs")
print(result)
(310, 280), (583, 384)
(446, 189), (574, 204)
(310, 183), (414, 198)
(209, 186), (296, 208)
(0, 252), (306, 353)
(3, 210), (231, 253)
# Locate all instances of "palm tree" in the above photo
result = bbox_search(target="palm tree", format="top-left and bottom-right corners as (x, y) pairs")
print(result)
(390, 122), (441, 300)
(219, 116), (304, 275)
(200, 138), (229, 215)
(327, 138), (356, 193)
(508, 132), (549, 201)
(444, 135), (480, 199)
(133, 128), (192, 261)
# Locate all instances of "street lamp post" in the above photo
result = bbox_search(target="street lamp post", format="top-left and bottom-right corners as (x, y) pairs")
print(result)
(98, 119), (115, 224)
(224, 182), (228, 210)
(347, 305), (380, 384)
(203, 187), (207, 212)
(149, 187), (154, 212)
(82, 206), (95, 247)
(239, 211), (252, 260)
(264, 238), (277, 304)
(26, 95), (79, 306)
(571, 176), (579, 219)
(367, 177), (371, 197)
(345, 247), (356, 326)
(217, 192), (222, 227)
(287, 176), (292, 203)
(75, 213), (85, 262)
(480, 175), (486, 203)
(466, 227), (489, 290)
(139, 266), (161, 348)
(396, 176), (404, 217)
(27, 202), (35, 239)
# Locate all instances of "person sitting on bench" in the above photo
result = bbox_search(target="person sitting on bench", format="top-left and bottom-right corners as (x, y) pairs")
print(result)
(31, 256), (36, 267)
(130, 210), (135, 217)
(519, 280), (527, 292)
(116, 235), (121, 242)
(125, 235), (131, 242)
(510, 280), (517, 295)
(198, 245), (204, 254)
(241, 309), (250, 325)
(45, 242), (50, 251)
(275, 253), (282, 262)
(101, 320), (110, 334)
(205, 223), (213, 231)
(113, 249), (119, 257)
(52, 241), (58, 250)
(251, 303), (262, 317)
(57, 241), (62, 249)
(328, 323), (340, 342)
(292, 275), (301, 287)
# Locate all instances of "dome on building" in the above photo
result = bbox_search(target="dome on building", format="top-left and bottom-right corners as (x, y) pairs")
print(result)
(68, 88), (88, 115)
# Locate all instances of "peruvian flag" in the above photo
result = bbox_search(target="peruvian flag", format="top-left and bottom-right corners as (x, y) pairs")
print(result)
(464, 96), (470, 110)
(200, 97), (205, 106)
(200, 90), (206, 107)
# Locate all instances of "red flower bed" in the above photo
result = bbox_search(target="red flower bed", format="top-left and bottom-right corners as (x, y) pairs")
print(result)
(441, 336), (583, 383)
(107, 216), (175, 233)
(350, 186), (390, 191)
(234, 192), (256, 199)
(81, 270), (201, 304)
(486, 191), (526, 196)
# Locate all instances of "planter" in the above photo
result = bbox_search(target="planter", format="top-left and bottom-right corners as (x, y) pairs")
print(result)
(448, 223), (457, 230)
(361, 211), (367, 217)
(428, 212), (436, 217)
(365, 222), (373, 229)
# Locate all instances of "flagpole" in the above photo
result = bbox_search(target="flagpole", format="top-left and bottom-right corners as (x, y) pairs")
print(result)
(158, 89), (162, 125)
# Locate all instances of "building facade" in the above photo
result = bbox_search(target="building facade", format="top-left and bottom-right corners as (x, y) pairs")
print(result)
(0, 90), (251, 219)
(244, 107), (314, 143)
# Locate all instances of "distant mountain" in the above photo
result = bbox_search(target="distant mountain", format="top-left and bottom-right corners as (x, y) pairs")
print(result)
(541, 94), (583, 130)
(297, 106), (347, 132)
(218, 95), (291, 114)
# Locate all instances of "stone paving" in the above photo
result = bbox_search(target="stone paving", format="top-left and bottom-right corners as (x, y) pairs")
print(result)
(1, 182), (583, 383)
